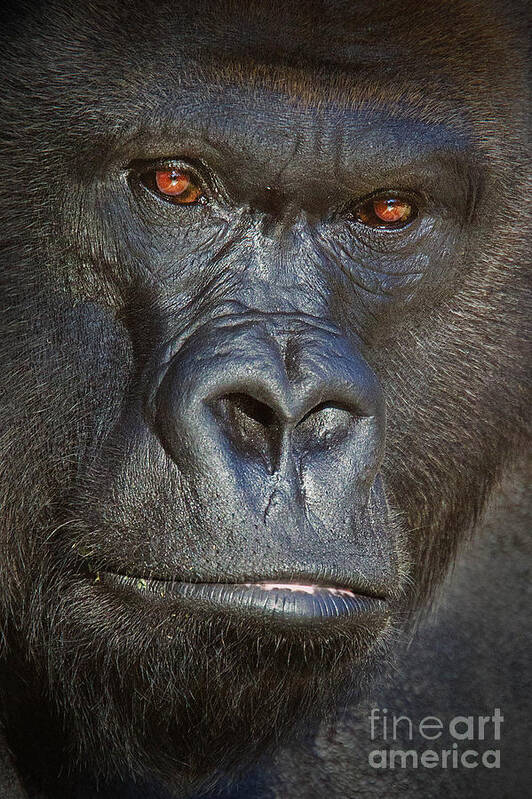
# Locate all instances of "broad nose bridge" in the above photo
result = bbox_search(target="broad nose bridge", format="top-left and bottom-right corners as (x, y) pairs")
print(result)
(151, 312), (383, 479)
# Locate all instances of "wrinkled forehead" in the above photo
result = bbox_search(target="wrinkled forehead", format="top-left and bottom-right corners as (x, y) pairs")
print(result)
(1, 0), (526, 157)
(4, 0), (521, 96)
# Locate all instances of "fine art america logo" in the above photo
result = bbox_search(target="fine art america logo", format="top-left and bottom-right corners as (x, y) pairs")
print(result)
(368, 708), (503, 769)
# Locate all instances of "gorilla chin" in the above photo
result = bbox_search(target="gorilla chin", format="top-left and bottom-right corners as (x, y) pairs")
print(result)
(15, 521), (397, 796)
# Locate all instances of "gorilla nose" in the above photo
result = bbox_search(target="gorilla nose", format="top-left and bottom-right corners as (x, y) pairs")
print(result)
(150, 313), (384, 481)
(210, 391), (359, 473)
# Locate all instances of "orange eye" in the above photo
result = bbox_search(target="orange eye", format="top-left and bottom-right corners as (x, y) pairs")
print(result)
(373, 198), (411, 223)
(355, 195), (414, 228)
(153, 168), (203, 204)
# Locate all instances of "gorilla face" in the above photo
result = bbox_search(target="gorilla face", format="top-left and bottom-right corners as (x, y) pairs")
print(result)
(0, 0), (528, 794)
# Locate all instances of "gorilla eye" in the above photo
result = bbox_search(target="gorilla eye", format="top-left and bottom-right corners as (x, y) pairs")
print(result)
(355, 195), (415, 228)
(155, 168), (203, 203)
(139, 164), (205, 205)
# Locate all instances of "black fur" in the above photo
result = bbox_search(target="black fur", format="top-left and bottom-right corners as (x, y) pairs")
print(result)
(0, 1), (529, 797)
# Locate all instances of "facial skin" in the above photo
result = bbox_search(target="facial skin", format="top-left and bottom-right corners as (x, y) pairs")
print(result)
(0, 0), (529, 796)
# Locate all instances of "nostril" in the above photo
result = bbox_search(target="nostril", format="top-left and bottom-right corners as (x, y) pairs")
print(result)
(210, 393), (281, 471)
(294, 401), (362, 453)
(221, 393), (278, 429)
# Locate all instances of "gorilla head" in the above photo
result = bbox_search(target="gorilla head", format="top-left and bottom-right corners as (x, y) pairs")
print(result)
(0, 0), (528, 795)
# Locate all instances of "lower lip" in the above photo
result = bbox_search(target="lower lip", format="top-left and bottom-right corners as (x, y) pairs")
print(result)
(98, 574), (387, 620)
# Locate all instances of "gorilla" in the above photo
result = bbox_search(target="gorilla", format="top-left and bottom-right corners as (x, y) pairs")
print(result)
(0, 1), (529, 797)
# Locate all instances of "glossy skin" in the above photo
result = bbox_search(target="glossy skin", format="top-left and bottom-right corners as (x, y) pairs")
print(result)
(0, 1), (529, 797)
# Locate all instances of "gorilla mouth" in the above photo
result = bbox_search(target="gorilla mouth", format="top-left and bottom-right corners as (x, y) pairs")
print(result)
(98, 573), (388, 620)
